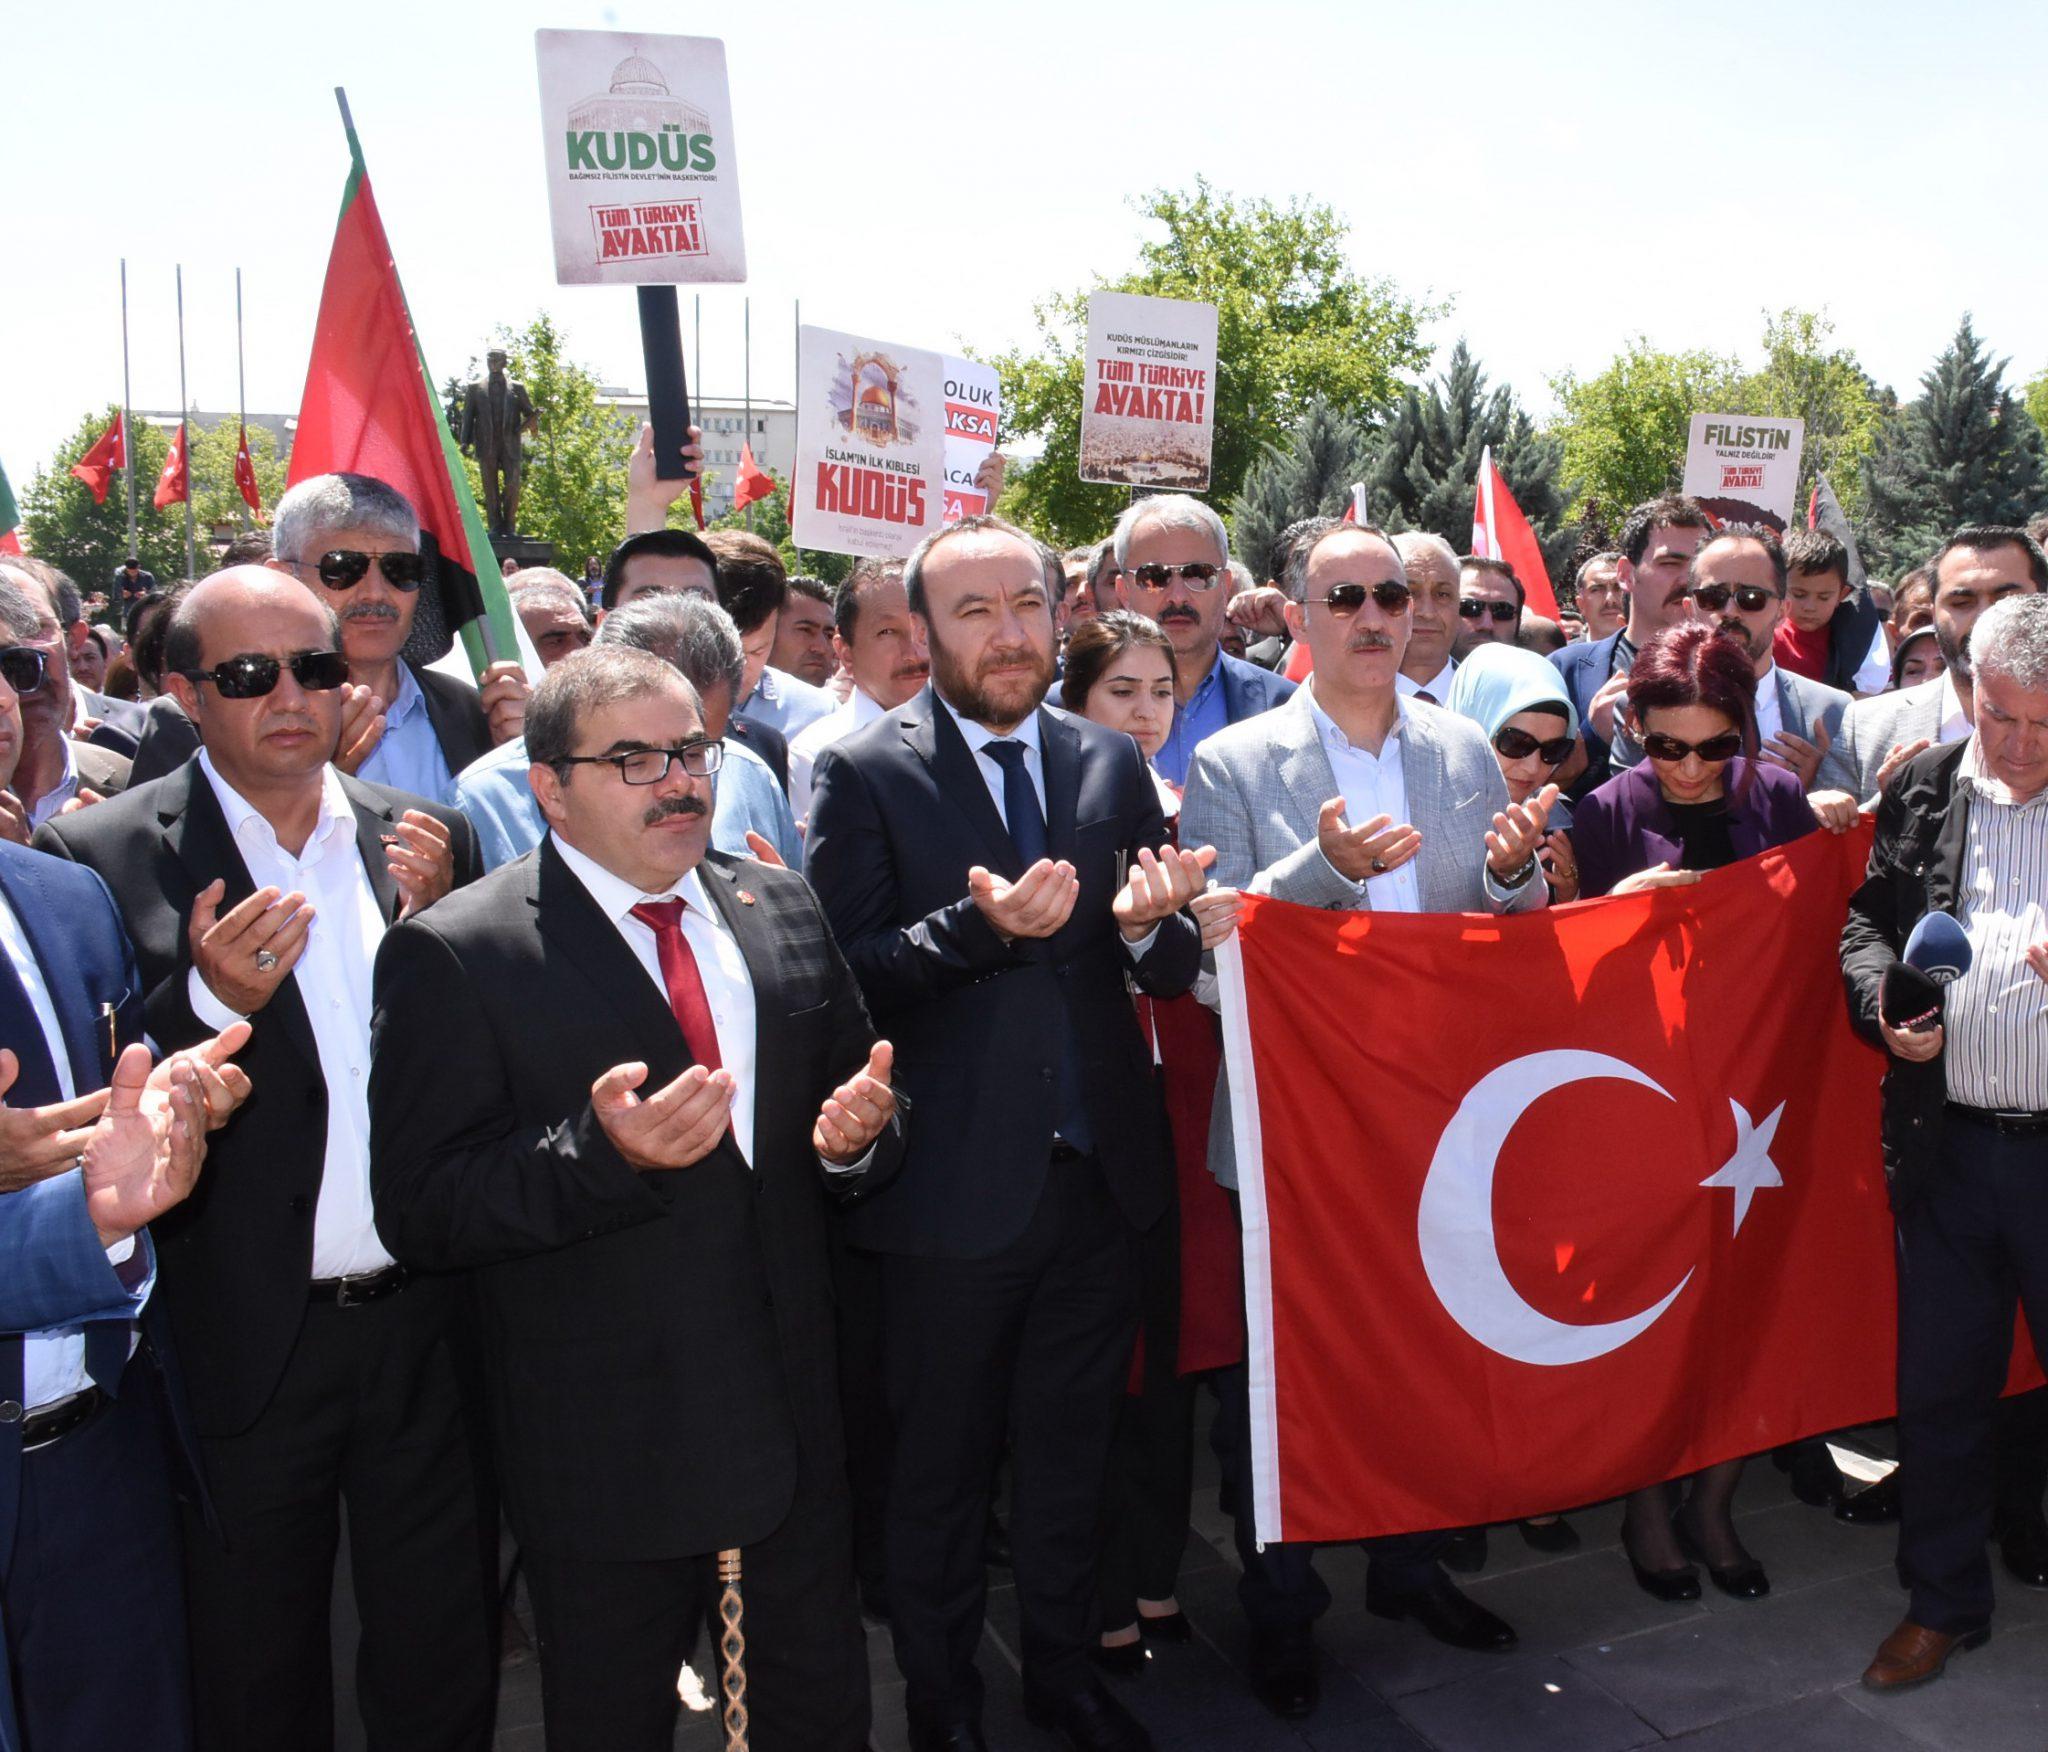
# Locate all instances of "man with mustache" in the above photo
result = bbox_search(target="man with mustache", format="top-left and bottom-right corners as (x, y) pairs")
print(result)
(1574, 550), (1629, 642)
(807, 516), (1210, 1752)
(1107, 495), (1294, 786)
(1453, 555), (1524, 658)
(1392, 531), (1461, 704)
(786, 559), (931, 827)
(270, 472), (529, 806)
(1179, 516), (1553, 1721)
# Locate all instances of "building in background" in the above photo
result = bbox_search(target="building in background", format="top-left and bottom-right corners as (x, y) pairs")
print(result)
(598, 389), (795, 520)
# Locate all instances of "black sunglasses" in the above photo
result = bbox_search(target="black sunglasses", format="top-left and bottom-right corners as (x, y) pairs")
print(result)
(0, 646), (49, 696)
(1641, 729), (1744, 764)
(1690, 583), (1777, 614)
(558, 741), (725, 785)
(300, 549), (428, 593)
(1123, 562), (1222, 593)
(1492, 726), (1575, 767)
(182, 650), (351, 700)
(1313, 580), (1412, 617)
(1458, 598), (1520, 623)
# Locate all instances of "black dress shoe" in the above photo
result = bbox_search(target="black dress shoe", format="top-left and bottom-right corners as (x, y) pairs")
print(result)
(1442, 1525), (1488, 1573)
(1621, 1527), (1700, 1603)
(1518, 1516), (1581, 1554)
(1673, 1510), (1770, 1600)
(1247, 1628), (1318, 1720)
(1088, 1636), (1146, 1677)
(1365, 1576), (1517, 1650)
(1136, 1609), (1191, 1643)
(908, 1722), (989, 1752)
(1835, 1471), (1901, 1526)
(1999, 1508), (2048, 1589)
(1022, 1678), (1154, 1750)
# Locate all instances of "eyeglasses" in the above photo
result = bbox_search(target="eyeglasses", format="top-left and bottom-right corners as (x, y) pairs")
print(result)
(1640, 729), (1744, 764)
(1492, 726), (1575, 767)
(181, 650), (352, 700)
(1121, 562), (1222, 593)
(558, 740), (725, 785)
(1458, 599), (1520, 623)
(1689, 583), (1777, 615)
(292, 549), (429, 593)
(1312, 580), (1412, 617)
(0, 646), (49, 696)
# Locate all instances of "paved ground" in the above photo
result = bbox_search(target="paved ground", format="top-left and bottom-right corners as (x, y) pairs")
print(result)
(463, 1427), (2048, 1751)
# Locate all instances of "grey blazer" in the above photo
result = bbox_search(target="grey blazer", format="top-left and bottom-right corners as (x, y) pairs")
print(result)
(1179, 688), (1545, 1188)
(1612, 664), (1850, 780)
(1822, 675), (1952, 799)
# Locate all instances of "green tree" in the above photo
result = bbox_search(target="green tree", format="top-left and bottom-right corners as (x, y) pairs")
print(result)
(1861, 315), (2048, 570)
(2025, 366), (2048, 442)
(1731, 308), (1894, 520)
(992, 181), (1437, 547)
(187, 419), (287, 538)
(1548, 340), (1743, 515)
(19, 407), (184, 586)
(1366, 340), (1574, 577)
(1230, 395), (1375, 582)
(702, 474), (854, 590)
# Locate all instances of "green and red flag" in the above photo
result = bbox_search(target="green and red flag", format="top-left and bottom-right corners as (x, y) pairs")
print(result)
(287, 104), (523, 678)
(0, 459), (20, 553)
(68, 414), (125, 506)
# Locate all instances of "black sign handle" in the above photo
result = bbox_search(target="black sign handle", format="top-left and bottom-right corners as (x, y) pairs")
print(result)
(637, 285), (694, 482)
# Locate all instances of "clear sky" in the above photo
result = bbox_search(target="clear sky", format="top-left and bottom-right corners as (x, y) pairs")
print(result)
(6, 0), (2043, 492)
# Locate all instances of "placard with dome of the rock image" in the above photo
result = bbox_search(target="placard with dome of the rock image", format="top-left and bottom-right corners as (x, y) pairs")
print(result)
(792, 325), (948, 559)
(534, 30), (746, 285)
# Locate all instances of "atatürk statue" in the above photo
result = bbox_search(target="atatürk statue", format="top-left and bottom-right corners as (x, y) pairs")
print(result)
(459, 350), (539, 537)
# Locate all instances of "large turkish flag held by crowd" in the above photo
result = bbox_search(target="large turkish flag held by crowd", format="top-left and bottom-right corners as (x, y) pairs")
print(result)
(1219, 823), (2036, 1546)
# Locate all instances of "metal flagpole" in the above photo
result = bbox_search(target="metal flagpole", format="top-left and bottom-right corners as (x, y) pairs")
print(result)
(791, 299), (801, 568)
(742, 297), (752, 532)
(236, 267), (250, 528)
(120, 259), (138, 560)
(176, 265), (195, 576)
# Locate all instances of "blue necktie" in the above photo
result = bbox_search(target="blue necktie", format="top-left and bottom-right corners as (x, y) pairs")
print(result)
(980, 740), (1092, 1152)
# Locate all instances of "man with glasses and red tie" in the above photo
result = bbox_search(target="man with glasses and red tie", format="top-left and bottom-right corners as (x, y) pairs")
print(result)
(1179, 516), (1553, 1722)
(269, 472), (529, 805)
(33, 565), (494, 1751)
(1100, 495), (1293, 787)
(369, 644), (901, 1751)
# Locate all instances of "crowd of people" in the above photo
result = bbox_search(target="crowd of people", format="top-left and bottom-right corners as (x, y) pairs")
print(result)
(4, 426), (2048, 1752)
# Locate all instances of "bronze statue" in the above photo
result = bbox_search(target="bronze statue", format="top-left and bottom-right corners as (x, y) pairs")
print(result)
(458, 349), (538, 537)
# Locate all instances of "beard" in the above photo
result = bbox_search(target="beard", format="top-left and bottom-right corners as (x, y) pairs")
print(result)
(1935, 615), (1972, 684)
(928, 629), (1056, 728)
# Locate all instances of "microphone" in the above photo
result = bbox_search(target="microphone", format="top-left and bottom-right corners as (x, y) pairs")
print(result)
(1882, 911), (1973, 1030)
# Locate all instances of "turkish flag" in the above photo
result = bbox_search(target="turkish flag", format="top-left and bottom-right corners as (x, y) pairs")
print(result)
(1219, 824), (2038, 1544)
(233, 424), (262, 515)
(732, 440), (775, 512)
(69, 415), (126, 506)
(1471, 444), (1560, 620)
(153, 421), (189, 510)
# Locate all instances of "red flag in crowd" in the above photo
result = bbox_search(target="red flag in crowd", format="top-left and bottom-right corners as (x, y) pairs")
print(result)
(153, 421), (189, 510)
(1217, 825), (2039, 1545)
(1340, 482), (1368, 524)
(0, 459), (20, 553)
(68, 414), (126, 505)
(732, 440), (775, 512)
(234, 424), (263, 515)
(1471, 444), (1560, 619)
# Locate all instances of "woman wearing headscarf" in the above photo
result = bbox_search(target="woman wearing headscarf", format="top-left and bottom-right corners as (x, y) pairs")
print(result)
(1446, 643), (1586, 905)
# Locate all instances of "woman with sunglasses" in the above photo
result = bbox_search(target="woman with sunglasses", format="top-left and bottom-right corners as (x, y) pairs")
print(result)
(1061, 610), (1246, 1675)
(1571, 622), (1856, 1605)
(1445, 644), (1585, 904)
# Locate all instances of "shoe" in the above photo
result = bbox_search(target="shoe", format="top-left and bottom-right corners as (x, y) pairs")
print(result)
(1621, 1525), (1700, 1603)
(1998, 1507), (2048, 1589)
(1861, 1618), (1989, 1691)
(1136, 1609), (1191, 1643)
(1022, 1677), (1154, 1750)
(1777, 1444), (1847, 1508)
(1518, 1516), (1581, 1554)
(1672, 1508), (1770, 1600)
(1088, 1635), (1146, 1677)
(984, 1506), (1013, 1569)
(1365, 1575), (1517, 1650)
(1442, 1525), (1488, 1573)
(909, 1722), (989, 1751)
(1836, 1472), (1901, 1526)
(1247, 1628), (1318, 1720)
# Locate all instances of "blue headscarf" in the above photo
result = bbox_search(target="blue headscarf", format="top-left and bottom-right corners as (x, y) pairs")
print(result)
(1444, 644), (1579, 742)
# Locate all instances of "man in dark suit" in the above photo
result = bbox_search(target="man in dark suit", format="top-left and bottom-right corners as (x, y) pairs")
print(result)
(808, 515), (1210, 1752)
(33, 565), (493, 1751)
(0, 575), (130, 827)
(269, 472), (527, 805)
(370, 645), (900, 1751)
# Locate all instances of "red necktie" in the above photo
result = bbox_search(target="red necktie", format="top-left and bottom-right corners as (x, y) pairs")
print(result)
(628, 899), (723, 1071)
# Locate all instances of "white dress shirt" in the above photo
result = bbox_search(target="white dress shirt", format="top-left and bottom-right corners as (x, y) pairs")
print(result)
(26, 737), (79, 830)
(548, 833), (761, 1164)
(1304, 683), (1423, 913)
(790, 687), (886, 828)
(1938, 673), (1972, 744)
(1853, 620), (1892, 696)
(187, 753), (395, 1279)
(1396, 660), (1456, 707)
(0, 888), (143, 1410)
(1754, 663), (1785, 746)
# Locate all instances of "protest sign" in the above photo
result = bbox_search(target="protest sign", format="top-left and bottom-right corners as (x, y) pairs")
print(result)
(1080, 292), (1218, 490)
(791, 325), (947, 559)
(534, 30), (746, 286)
(1682, 414), (1806, 532)
(941, 354), (1001, 521)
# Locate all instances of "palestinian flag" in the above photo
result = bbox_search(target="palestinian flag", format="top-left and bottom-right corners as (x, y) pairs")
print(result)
(287, 109), (520, 677)
(0, 459), (20, 553)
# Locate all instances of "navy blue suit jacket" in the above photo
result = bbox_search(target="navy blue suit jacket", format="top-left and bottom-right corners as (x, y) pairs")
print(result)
(1215, 650), (1297, 722)
(1551, 632), (1625, 799)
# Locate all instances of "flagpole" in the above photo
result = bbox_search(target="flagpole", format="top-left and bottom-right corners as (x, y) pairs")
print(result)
(742, 297), (752, 533)
(791, 299), (801, 570)
(236, 267), (249, 529)
(176, 265), (195, 576)
(120, 259), (138, 560)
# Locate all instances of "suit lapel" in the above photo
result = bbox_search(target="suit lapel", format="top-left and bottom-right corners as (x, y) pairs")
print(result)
(1774, 671), (1802, 739)
(0, 851), (108, 1090)
(1271, 693), (1341, 846)
(904, 687), (1022, 877)
(1039, 708), (1082, 865)
(533, 841), (690, 1086)
(340, 777), (404, 923)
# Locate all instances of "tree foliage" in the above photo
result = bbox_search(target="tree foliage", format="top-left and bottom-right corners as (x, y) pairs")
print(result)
(187, 418), (287, 537)
(992, 181), (1437, 547)
(1548, 341), (1743, 516)
(19, 406), (184, 586)
(1230, 396), (1375, 582)
(1729, 309), (1893, 520)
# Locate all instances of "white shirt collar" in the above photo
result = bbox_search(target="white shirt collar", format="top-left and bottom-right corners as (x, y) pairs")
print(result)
(850, 688), (886, 727)
(1958, 736), (2048, 809)
(196, 750), (356, 860)
(937, 690), (1043, 759)
(1395, 660), (1455, 702)
(1303, 679), (1407, 755)
(547, 829), (716, 929)
(1939, 673), (1971, 740)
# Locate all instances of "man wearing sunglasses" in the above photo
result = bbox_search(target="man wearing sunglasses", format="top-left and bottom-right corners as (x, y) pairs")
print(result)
(1105, 495), (1294, 787)
(0, 573), (130, 834)
(1179, 517), (1551, 1720)
(34, 565), (495, 1750)
(1453, 555), (1524, 658)
(1611, 527), (1849, 792)
(270, 472), (528, 807)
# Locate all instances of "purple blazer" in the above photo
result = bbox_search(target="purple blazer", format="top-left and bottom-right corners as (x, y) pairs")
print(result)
(1572, 757), (1819, 898)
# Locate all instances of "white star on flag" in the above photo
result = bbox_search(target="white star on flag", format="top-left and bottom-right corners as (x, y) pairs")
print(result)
(1699, 1098), (1786, 1235)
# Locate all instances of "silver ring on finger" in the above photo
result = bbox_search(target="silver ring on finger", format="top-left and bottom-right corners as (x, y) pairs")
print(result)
(254, 949), (279, 973)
